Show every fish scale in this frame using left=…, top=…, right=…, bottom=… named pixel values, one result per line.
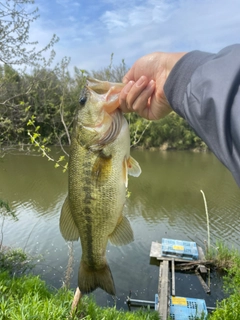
left=60, top=78, right=141, bottom=295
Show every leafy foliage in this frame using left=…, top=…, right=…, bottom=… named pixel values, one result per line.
left=128, top=112, right=206, bottom=150
left=210, top=294, right=240, bottom=320
left=0, top=199, right=16, bottom=220
left=0, top=61, right=205, bottom=152
left=0, top=0, right=58, bottom=150
left=92, top=53, right=128, bottom=82
left=0, top=1, right=206, bottom=155
left=0, top=0, right=58, bottom=66
left=0, top=247, right=34, bottom=275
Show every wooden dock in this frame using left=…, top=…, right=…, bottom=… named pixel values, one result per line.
left=158, top=260, right=169, bottom=320
left=150, top=241, right=207, bottom=320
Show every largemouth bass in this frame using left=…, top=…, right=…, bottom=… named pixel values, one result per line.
left=60, top=78, right=141, bottom=295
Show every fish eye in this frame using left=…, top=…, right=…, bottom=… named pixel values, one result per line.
left=79, top=96, right=87, bottom=105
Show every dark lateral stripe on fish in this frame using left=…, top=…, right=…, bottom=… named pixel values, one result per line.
left=82, top=205, right=95, bottom=267
left=84, top=176, right=92, bottom=185
left=82, top=155, right=95, bottom=267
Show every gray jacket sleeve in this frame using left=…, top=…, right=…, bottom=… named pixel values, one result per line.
left=164, top=44, right=240, bottom=186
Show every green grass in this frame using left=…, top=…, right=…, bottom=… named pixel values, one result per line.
left=78, top=297, right=159, bottom=320
left=0, top=247, right=159, bottom=320
left=0, top=271, right=74, bottom=319
left=206, top=240, right=239, bottom=270
left=207, top=243, right=240, bottom=320
left=0, top=269, right=159, bottom=320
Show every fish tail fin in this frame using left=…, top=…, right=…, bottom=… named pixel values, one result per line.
left=78, top=260, right=115, bottom=296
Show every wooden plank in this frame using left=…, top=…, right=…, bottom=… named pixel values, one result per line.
left=198, top=246, right=206, bottom=260
left=197, top=264, right=208, bottom=274
left=157, top=262, right=162, bottom=313
left=150, top=242, right=162, bottom=259
left=195, top=270, right=210, bottom=294
left=175, top=260, right=214, bottom=270
left=158, top=260, right=169, bottom=320
left=171, top=258, right=175, bottom=296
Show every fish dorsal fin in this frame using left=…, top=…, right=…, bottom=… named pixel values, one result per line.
left=109, top=215, right=134, bottom=246
left=127, top=156, right=142, bottom=177
left=60, top=196, right=79, bottom=241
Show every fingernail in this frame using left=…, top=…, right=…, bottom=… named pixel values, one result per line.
left=124, top=81, right=134, bottom=93
left=147, top=79, right=155, bottom=89
left=136, top=76, right=145, bottom=87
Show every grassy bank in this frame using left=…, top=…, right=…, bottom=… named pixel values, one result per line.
left=1, top=242, right=240, bottom=319
left=0, top=247, right=159, bottom=320
left=0, top=270, right=159, bottom=320
left=207, top=242, right=240, bottom=320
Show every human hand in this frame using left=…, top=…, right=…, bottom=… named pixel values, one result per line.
left=119, top=52, right=186, bottom=120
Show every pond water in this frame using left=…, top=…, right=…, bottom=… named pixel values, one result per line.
left=0, top=148, right=240, bottom=310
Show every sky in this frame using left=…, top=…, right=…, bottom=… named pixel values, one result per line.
left=30, top=0, right=240, bottom=73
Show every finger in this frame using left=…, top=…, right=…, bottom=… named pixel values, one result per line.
left=124, top=76, right=149, bottom=108
left=132, top=80, right=155, bottom=118
left=141, top=90, right=172, bottom=120
left=119, top=80, right=135, bottom=113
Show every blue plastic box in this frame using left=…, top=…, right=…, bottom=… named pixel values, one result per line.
left=161, top=238, right=199, bottom=260
left=169, top=296, right=208, bottom=320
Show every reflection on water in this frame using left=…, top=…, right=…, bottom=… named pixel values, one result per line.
left=129, top=150, right=240, bottom=247
left=0, top=148, right=239, bottom=309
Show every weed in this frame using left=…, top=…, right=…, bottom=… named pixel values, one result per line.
left=0, top=247, right=35, bottom=275
left=208, top=244, right=240, bottom=319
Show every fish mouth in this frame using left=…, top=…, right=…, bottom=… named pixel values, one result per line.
left=80, top=78, right=125, bottom=150
left=87, top=77, right=125, bottom=114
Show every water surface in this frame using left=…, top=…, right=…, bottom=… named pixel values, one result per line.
left=0, top=148, right=239, bottom=309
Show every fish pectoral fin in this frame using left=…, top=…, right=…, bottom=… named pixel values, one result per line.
left=123, top=158, right=128, bottom=188
left=92, top=153, right=112, bottom=183
left=109, top=215, right=134, bottom=246
left=127, top=156, right=142, bottom=177
left=60, top=196, right=79, bottom=241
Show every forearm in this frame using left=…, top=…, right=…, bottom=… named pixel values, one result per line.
left=164, top=44, right=240, bottom=186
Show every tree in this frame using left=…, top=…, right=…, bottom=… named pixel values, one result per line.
left=0, top=0, right=59, bottom=150
left=0, top=0, right=58, bottom=66
left=0, top=64, right=26, bottom=145
left=91, top=53, right=128, bottom=82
